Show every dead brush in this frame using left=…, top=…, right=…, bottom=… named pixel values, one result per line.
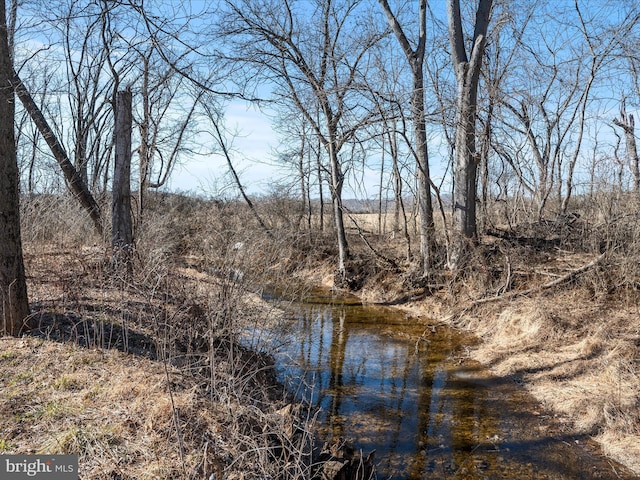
left=16, top=192, right=323, bottom=478
left=577, top=192, right=640, bottom=296
left=20, top=193, right=101, bottom=248
left=130, top=204, right=322, bottom=478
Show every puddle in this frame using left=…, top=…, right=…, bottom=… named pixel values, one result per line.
left=254, top=288, right=638, bottom=479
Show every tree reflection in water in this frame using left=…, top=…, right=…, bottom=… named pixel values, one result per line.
left=257, top=289, right=637, bottom=480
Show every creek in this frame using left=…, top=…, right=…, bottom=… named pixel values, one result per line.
left=255, top=288, right=637, bottom=479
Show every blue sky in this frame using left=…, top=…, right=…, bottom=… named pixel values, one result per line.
left=166, top=100, right=281, bottom=196
left=15, top=0, right=640, bottom=200
left=166, top=100, right=391, bottom=199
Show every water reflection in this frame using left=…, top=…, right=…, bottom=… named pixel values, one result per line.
left=259, top=289, right=638, bottom=479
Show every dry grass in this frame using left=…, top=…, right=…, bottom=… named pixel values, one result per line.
left=447, top=288, right=640, bottom=474
left=0, top=335, right=316, bottom=479
left=4, top=193, right=323, bottom=479
left=0, top=337, right=202, bottom=478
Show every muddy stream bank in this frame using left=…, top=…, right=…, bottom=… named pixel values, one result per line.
left=251, top=288, right=638, bottom=479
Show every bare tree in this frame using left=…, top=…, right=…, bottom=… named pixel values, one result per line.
left=134, top=46, right=200, bottom=218
left=112, top=89, right=134, bottom=273
left=199, top=95, right=274, bottom=238
left=476, top=1, right=536, bottom=226
left=219, top=0, right=384, bottom=282
left=489, top=1, right=638, bottom=220
left=12, top=72, right=104, bottom=234
left=371, top=92, right=412, bottom=262
left=58, top=0, right=113, bottom=187
left=559, top=0, right=630, bottom=213
left=0, top=0, right=29, bottom=335
left=447, top=0, right=492, bottom=266
left=12, top=0, right=221, bottom=235
left=378, top=0, right=436, bottom=275
left=15, top=1, right=118, bottom=196
left=14, top=66, right=48, bottom=194
left=613, top=97, right=640, bottom=192
left=475, top=2, right=534, bottom=230
left=272, top=108, right=316, bottom=232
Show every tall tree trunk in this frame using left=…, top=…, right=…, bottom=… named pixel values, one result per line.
left=391, top=131, right=401, bottom=234
left=7, top=0, right=15, bottom=60
left=11, top=72, right=103, bottom=235
left=75, top=117, right=89, bottom=186
left=379, top=0, right=435, bottom=275
left=378, top=139, right=385, bottom=237
left=327, top=136, right=350, bottom=280
left=613, top=98, right=640, bottom=192
left=447, top=0, right=492, bottom=267
left=412, top=68, right=436, bottom=274
left=112, top=89, right=134, bottom=273
left=138, top=54, right=151, bottom=220
left=479, top=102, right=492, bottom=231
left=298, top=126, right=309, bottom=231
left=316, top=142, right=325, bottom=232
left=453, top=93, right=479, bottom=238
left=0, top=0, right=29, bottom=335
left=305, top=144, right=313, bottom=232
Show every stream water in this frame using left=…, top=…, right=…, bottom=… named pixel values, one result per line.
left=256, top=288, right=638, bottom=479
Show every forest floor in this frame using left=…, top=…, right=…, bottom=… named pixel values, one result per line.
left=0, top=242, right=324, bottom=479
left=3, top=195, right=640, bottom=478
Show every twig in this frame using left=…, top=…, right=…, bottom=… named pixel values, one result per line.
left=162, top=356, right=188, bottom=478
left=344, top=210, right=399, bottom=270
left=514, top=269, right=563, bottom=278
left=497, top=253, right=512, bottom=295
